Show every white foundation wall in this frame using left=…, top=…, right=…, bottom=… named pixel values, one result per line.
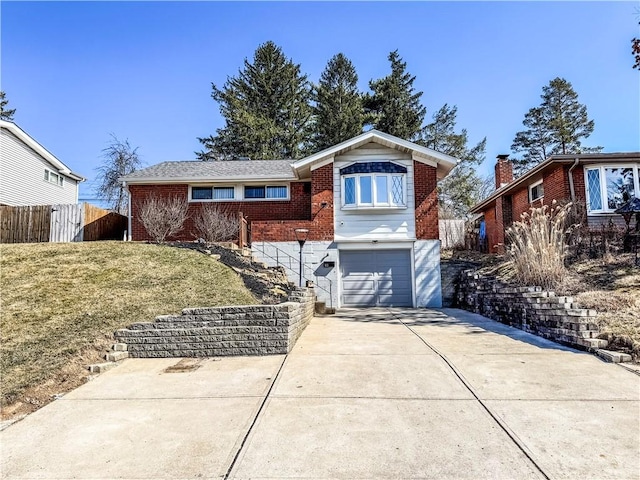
left=253, top=239, right=442, bottom=309
left=251, top=241, right=338, bottom=309
left=414, top=240, right=443, bottom=308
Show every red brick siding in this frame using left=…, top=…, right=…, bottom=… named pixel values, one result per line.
left=129, top=182, right=311, bottom=242
left=495, top=157, right=514, bottom=188
left=571, top=165, right=586, bottom=203
left=542, top=165, right=569, bottom=207
left=482, top=206, right=498, bottom=253
left=414, top=161, right=439, bottom=240
left=482, top=163, right=586, bottom=253
left=252, top=163, right=334, bottom=242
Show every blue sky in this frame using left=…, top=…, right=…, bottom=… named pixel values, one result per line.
left=2, top=1, right=639, bottom=202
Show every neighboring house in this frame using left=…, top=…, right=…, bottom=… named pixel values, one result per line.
left=0, top=120, right=84, bottom=206
left=470, top=152, right=640, bottom=253
left=121, top=130, right=458, bottom=308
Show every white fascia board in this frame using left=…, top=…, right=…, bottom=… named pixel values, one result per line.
left=336, top=240, right=416, bottom=249
left=1, top=120, right=85, bottom=181
left=119, top=176, right=298, bottom=185
left=310, top=156, right=335, bottom=171
left=293, top=129, right=459, bottom=174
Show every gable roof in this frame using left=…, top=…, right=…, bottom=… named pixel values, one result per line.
left=293, top=129, right=458, bottom=180
left=120, top=130, right=460, bottom=185
left=120, top=159, right=297, bottom=184
left=0, top=120, right=85, bottom=182
left=469, top=152, right=640, bottom=214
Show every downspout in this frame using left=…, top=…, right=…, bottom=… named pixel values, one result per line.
left=125, top=182, right=132, bottom=241
left=568, top=158, right=580, bottom=203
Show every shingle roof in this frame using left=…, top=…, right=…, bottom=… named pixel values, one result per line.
left=120, top=159, right=297, bottom=183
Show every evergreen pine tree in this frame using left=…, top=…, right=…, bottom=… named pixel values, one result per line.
left=0, top=91, right=16, bottom=121
left=364, top=50, right=426, bottom=140
left=511, top=77, right=596, bottom=174
left=419, top=104, right=487, bottom=217
left=197, top=41, right=313, bottom=160
left=312, top=53, right=363, bottom=151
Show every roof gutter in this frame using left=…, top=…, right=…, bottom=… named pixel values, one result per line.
left=568, top=158, right=580, bottom=202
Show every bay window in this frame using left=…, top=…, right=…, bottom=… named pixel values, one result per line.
left=340, top=161, right=407, bottom=208
left=585, top=165, right=639, bottom=213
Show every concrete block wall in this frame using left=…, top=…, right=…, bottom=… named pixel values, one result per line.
left=456, top=271, right=600, bottom=349
left=114, top=288, right=315, bottom=358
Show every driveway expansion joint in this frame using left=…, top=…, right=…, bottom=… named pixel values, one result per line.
left=388, top=308, right=552, bottom=480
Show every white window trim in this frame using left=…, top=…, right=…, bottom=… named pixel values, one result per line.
left=44, top=169, right=64, bottom=187
left=584, top=164, right=640, bottom=214
left=341, top=173, right=407, bottom=210
left=528, top=179, right=544, bottom=203
left=188, top=184, right=290, bottom=202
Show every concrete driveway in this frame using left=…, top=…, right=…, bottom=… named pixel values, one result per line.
left=2, top=308, right=639, bottom=479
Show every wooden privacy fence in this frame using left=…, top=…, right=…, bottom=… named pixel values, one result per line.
left=0, top=203, right=127, bottom=244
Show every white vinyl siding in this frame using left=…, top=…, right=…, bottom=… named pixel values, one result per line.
left=333, top=143, right=416, bottom=241
left=0, top=128, right=79, bottom=206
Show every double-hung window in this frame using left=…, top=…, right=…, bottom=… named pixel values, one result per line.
left=585, top=165, right=639, bottom=213
left=340, top=162, right=407, bottom=208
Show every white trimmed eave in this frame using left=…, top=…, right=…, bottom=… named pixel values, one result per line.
left=1, top=120, right=86, bottom=182
left=294, top=129, right=458, bottom=179
left=119, top=176, right=299, bottom=185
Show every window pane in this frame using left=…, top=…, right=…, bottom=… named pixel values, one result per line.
left=375, top=176, right=388, bottom=203
left=605, top=168, right=634, bottom=210
left=213, top=187, right=234, bottom=200
left=244, top=186, right=265, bottom=199
left=359, top=176, right=372, bottom=203
left=192, top=187, right=213, bottom=200
left=530, top=183, right=544, bottom=201
left=266, top=186, right=287, bottom=199
left=44, top=170, right=49, bottom=181
left=344, top=177, right=355, bottom=204
left=391, top=176, right=404, bottom=204
left=587, top=169, right=602, bottom=210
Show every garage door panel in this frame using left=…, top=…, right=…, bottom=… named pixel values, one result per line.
left=340, top=250, right=412, bottom=307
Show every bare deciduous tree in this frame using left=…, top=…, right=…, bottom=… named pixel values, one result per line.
left=193, top=204, right=239, bottom=243
left=137, top=194, right=188, bottom=243
left=97, top=135, right=141, bottom=214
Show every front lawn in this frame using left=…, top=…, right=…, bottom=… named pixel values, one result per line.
left=0, top=241, right=257, bottom=417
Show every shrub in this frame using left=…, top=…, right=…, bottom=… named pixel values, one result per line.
left=505, top=202, right=572, bottom=290
left=137, top=194, right=188, bottom=243
left=193, top=204, right=239, bottom=243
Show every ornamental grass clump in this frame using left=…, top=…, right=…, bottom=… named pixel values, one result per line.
left=506, top=202, right=573, bottom=290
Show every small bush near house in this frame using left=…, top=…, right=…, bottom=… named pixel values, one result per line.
left=506, top=202, right=572, bottom=291
left=194, top=204, right=239, bottom=243
left=138, top=194, right=188, bottom=243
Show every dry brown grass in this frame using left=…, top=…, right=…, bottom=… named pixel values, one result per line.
left=505, top=203, right=571, bottom=290
left=0, top=241, right=257, bottom=415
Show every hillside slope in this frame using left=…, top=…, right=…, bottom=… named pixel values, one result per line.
left=0, top=241, right=257, bottom=418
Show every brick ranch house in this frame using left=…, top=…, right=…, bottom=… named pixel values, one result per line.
left=470, top=152, right=640, bottom=253
left=120, top=130, right=458, bottom=309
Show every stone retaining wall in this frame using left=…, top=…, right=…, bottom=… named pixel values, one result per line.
left=456, top=271, right=601, bottom=350
left=114, top=288, right=315, bottom=358
left=440, top=259, right=479, bottom=307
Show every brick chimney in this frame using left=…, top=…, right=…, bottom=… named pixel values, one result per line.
left=495, top=154, right=513, bottom=189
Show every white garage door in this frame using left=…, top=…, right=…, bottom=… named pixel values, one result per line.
left=340, top=250, right=413, bottom=307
